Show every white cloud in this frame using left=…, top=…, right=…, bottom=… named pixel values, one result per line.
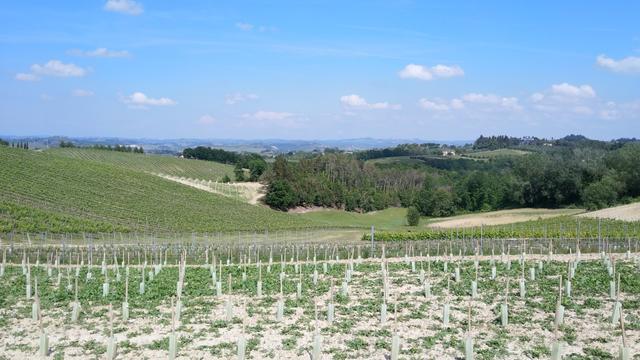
left=461, top=93, right=521, bottom=110
left=398, top=63, right=464, bottom=81
left=550, top=83, right=596, bottom=98
left=340, top=94, right=401, bottom=110
left=69, top=48, right=130, bottom=58
left=198, top=114, right=216, bottom=125
left=418, top=98, right=451, bottom=111
left=236, top=22, right=254, bottom=31
left=104, top=0, right=143, bottom=15
left=419, top=93, right=520, bottom=112
left=72, top=89, right=94, bottom=97
left=530, top=92, right=545, bottom=102
left=430, top=64, right=465, bottom=78
left=15, top=73, right=39, bottom=81
left=30, top=60, right=87, bottom=77
left=123, top=92, right=176, bottom=108
left=40, top=94, right=53, bottom=101
left=225, top=93, right=258, bottom=105
left=596, top=54, right=640, bottom=74
left=244, top=111, right=293, bottom=121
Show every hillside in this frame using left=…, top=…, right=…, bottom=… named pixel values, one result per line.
left=0, top=147, right=313, bottom=233
left=51, top=148, right=234, bottom=182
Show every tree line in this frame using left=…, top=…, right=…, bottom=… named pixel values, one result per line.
left=182, top=146, right=267, bottom=181
left=264, top=136, right=640, bottom=215
left=60, top=141, right=144, bottom=153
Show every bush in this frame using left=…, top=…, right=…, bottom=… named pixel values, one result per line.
left=406, top=206, right=420, bottom=226
left=265, top=180, right=297, bottom=211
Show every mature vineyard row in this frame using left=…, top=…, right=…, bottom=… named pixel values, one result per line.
left=52, top=148, right=234, bottom=182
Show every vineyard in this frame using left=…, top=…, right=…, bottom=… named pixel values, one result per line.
left=0, top=239, right=637, bottom=359
left=366, top=216, right=640, bottom=242
left=51, top=148, right=234, bottom=182
left=0, top=147, right=314, bottom=233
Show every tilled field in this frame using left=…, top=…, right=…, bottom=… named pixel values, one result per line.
left=0, top=251, right=638, bottom=359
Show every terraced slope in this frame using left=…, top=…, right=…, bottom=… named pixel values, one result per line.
left=0, top=147, right=314, bottom=233
left=51, top=148, right=234, bottom=182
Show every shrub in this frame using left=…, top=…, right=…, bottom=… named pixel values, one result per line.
left=406, top=206, right=420, bottom=226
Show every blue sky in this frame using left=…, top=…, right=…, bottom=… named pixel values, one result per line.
left=1, top=0, right=639, bottom=140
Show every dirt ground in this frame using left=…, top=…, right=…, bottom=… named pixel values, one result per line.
left=0, top=252, right=637, bottom=359
left=578, top=202, right=640, bottom=222
left=428, top=208, right=584, bottom=229
left=156, top=173, right=265, bottom=205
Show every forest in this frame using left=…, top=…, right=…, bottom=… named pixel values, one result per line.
left=182, top=146, right=267, bottom=181
left=261, top=135, right=640, bottom=215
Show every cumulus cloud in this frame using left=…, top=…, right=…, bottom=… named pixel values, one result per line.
left=550, top=83, right=596, bottom=98
left=104, top=0, right=143, bottom=15
left=236, top=22, right=254, bottom=31
left=72, top=89, right=94, bottom=97
left=596, top=54, right=640, bottom=74
left=122, top=92, right=176, bottom=108
left=30, top=60, right=87, bottom=77
left=462, top=93, right=521, bottom=110
left=198, top=114, right=216, bottom=125
left=418, top=98, right=455, bottom=111
left=340, top=94, right=401, bottom=110
left=15, top=73, right=39, bottom=81
left=399, top=63, right=464, bottom=81
left=225, top=93, right=258, bottom=105
left=419, top=93, right=520, bottom=112
left=69, top=48, right=130, bottom=58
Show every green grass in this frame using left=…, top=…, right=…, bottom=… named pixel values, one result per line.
left=296, top=207, right=412, bottom=230
left=298, top=207, right=585, bottom=232
left=50, top=148, right=234, bottom=181
left=0, top=147, right=314, bottom=233
left=462, top=148, right=530, bottom=159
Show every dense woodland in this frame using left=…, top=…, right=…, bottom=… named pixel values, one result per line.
left=182, top=146, right=267, bottom=181
left=261, top=135, right=640, bottom=216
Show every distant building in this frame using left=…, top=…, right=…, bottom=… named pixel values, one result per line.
left=441, top=150, right=456, bottom=156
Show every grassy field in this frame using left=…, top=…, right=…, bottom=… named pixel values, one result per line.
left=296, top=208, right=411, bottom=230
left=462, top=148, right=530, bottom=159
left=0, top=147, right=314, bottom=233
left=51, top=148, right=234, bottom=182
left=298, top=207, right=586, bottom=232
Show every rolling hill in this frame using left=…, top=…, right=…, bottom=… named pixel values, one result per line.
left=0, top=146, right=314, bottom=233
left=51, top=148, right=234, bottom=181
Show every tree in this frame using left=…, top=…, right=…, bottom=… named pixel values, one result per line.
left=406, top=206, right=420, bottom=226
left=248, top=159, right=266, bottom=181
left=265, top=180, right=297, bottom=210
left=583, top=175, right=622, bottom=210
left=221, top=174, right=231, bottom=183
left=234, top=165, right=246, bottom=181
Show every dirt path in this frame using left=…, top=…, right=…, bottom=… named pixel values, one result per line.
left=578, top=202, right=640, bottom=221
left=155, top=173, right=265, bottom=205
left=428, top=208, right=584, bottom=228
